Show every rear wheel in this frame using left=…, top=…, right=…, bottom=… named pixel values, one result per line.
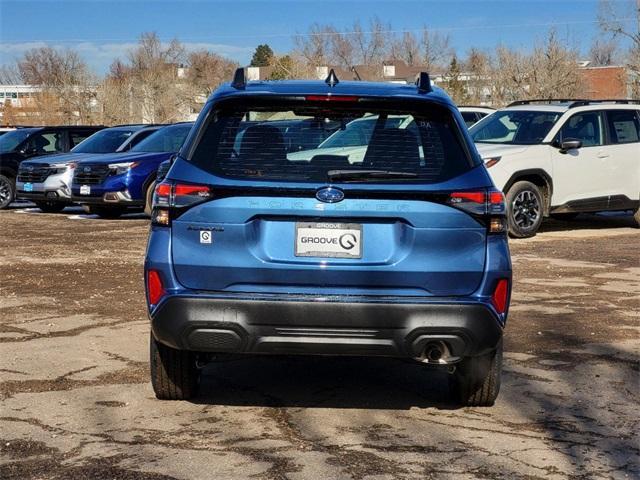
left=83, top=205, right=124, bottom=219
left=150, top=334, right=199, bottom=400
left=450, top=340, right=502, bottom=407
left=144, top=181, right=155, bottom=217
left=550, top=212, right=579, bottom=221
left=35, top=201, right=66, bottom=213
left=0, top=174, right=15, bottom=210
left=506, top=181, right=543, bottom=238
left=633, top=206, right=640, bottom=228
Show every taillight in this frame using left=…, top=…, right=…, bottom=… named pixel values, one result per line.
left=491, top=278, right=510, bottom=314
left=146, top=269, right=165, bottom=306
left=151, top=182, right=212, bottom=226
left=447, top=188, right=506, bottom=233
left=305, top=95, right=360, bottom=102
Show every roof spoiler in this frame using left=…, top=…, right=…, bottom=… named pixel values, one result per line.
left=415, top=72, right=432, bottom=94
left=231, top=67, right=246, bottom=89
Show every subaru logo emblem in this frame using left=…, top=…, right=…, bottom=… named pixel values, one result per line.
left=316, top=187, right=344, bottom=203
left=83, top=167, right=91, bottom=173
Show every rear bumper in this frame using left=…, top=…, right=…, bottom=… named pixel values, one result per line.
left=150, top=295, right=503, bottom=360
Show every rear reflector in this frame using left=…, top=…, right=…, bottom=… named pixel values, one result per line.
left=491, top=279, right=509, bottom=314
left=147, top=270, right=165, bottom=305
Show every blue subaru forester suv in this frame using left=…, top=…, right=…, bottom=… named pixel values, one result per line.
left=145, top=70, right=511, bottom=406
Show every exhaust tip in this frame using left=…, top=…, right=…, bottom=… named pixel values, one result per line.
left=424, top=342, right=444, bottom=362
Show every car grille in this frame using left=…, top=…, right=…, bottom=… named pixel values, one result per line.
left=73, top=164, right=111, bottom=185
left=17, top=166, right=52, bottom=183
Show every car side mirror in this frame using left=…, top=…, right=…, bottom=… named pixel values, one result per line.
left=559, top=138, right=582, bottom=153
left=169, top=153, right=177, bottom=164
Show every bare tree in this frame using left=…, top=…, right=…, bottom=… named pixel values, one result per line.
left=0, top=64, right=22, bottom=84
left=352, top=18, right=390, bottom=66
left=464, top=48, right=492, bottom=104
left=598, top=0, right=640, bottom=95
left=17, top=46, right=97, bottom=124
left=422, top=29, right=454, bottom=73
left=293, top=23, right=331, bottom=66
left=390, top=32, right=421, bottom=66
left=186, top=50, right=237, bottom=96
left=491, top=45, right=532, bottom=105
left=528, top=30, right=584, bottom=98
left=589, top=38, right=619, bottom=66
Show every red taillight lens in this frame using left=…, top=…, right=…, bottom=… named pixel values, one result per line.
left=447, top=188, right=506, bottom=229
left=152, top=182, right=211, bottom=226
left=491, top=279, right=509, bottom=314
left=147, top=270, right=165, bottom=306
left=305, top=95, right=360, bottom=102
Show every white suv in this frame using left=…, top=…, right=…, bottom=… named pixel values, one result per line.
left=469, top=100, right=640, bottom=237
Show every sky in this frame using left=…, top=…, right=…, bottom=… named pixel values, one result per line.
left=0, top=0, right=636, bottom=76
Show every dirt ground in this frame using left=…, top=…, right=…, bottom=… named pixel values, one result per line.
left=0, top=205, right=638, bottom=480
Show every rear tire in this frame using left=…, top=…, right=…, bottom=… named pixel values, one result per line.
left=550, top=212, right=579, bottom=221
left=506, top=181, right=543, bottom=238
left=150, top=334, right=199, bottom=400
left=83, top=205, right=124, bottom=219
left=633, top=206, right=640, bottom=228
left=450, top=340, right=502, bottom=407
left=35, top=201, right=66, bottom=213
left=0, top=174, right=15, bottom=210
left=144, top=181, right=155, bottom=217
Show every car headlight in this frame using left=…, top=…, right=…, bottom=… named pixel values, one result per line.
left=108, top=161, right=139, bottom=175
left=49, top=163, right=70, bottom=174
left=483, top=156, right=501, bottom=168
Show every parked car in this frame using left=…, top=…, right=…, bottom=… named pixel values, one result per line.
left=0, top=126, right=17, bottom=136
left=459, top=106, right=495, bottom=128
left=145, top=70, right=511, bottom=406
left=16, top=125, right=161, bottom=213
left=287, top=114, right=413, bottom=162
left=0, top=125, right=103, bottom=209
left=71, top=122, right=193, bottom=218
left=470, top=99, right=640, bottom=237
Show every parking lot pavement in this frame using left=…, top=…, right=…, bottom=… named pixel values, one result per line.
left=0, top=207, right=638, bottom=480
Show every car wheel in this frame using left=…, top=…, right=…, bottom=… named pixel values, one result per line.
left=0, top=174, right=15, bottom=210
left=144, top=181, right=155, bottom=217
left=84, top=205, right=124, bottom=219
left=634, top=206, right=640, bottom=228
left=150, top=333, right=199, bottom=400
left=550, top=212, right=579, bottom=221
left=450, top=339, right=502, bottom=407
left=34, top=201, right=66, bottom=213
left=506, top=181, right=544, bottom=238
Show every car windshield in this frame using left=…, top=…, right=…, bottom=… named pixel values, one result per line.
left=470, top=110, right=562, bottom=145
left=71, top=128, right=136, bottom=154
left=131, top=124, right=192, bottom=153
left=0, top=129, right=34, bottom=153
left=188, top=99, right=474, bottom=184
left=320, top=116, right=406, bottom=148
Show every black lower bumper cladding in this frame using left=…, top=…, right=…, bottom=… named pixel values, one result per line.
left=151, top=295, right=503, bottom=359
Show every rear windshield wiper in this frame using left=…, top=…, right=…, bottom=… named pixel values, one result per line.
left=327, top=169, right=418, bottom=182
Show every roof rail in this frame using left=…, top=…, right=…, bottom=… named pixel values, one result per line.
left=459, top=105, right=496, bottom=109
left=325, top=68, right=339, bottom=87
left=231, top=67, right=246, bottom=89
left=507, top=99, right=586, bottom=107
left=415, top=72, right=432, bottom=94
left=568, top=99, right=640, bottom=108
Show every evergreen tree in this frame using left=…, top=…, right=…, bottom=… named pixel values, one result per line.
left=250, top=44, right=274, bottom=67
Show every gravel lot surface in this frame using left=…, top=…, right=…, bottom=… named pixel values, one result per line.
left=1, top=206, right=638, bottom=479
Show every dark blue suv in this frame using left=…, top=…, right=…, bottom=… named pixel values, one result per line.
left=145, top=71, right=511, bottom=406
left=71, top=123, right=193, bottom=218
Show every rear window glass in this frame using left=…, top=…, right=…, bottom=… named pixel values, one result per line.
left=189, top=99, right=474, bottom=183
